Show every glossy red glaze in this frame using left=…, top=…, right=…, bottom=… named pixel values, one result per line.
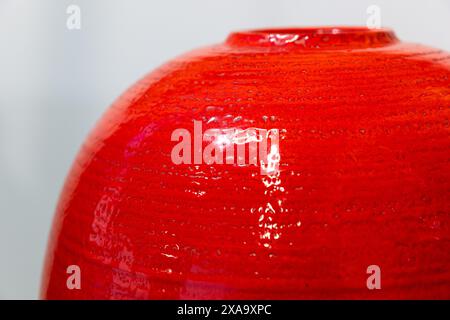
left=42, top=27, right=450, bottom=299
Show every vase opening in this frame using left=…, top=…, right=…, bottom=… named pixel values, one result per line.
left=226, top=26, right=399, bottom=49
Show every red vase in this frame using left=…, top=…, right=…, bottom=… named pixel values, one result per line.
left=41, top=27, right=450, bottom=299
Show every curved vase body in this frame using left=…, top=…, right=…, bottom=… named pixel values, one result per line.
left=42, top=27, right=450, bottom=299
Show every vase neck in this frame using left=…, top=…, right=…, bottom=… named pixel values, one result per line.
left=226, top=27, right=399, bottom=49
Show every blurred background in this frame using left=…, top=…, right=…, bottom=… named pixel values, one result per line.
left=0, top=0, right=449, bottom=299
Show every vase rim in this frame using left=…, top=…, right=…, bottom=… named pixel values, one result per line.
left=226, top=26, right=399, bottom=49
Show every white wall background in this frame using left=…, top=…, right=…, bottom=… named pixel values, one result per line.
left=0, top=0, right=449, bottom=299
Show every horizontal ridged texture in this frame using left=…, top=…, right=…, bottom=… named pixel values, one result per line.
left=42, top=27, right=450, bottom=299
